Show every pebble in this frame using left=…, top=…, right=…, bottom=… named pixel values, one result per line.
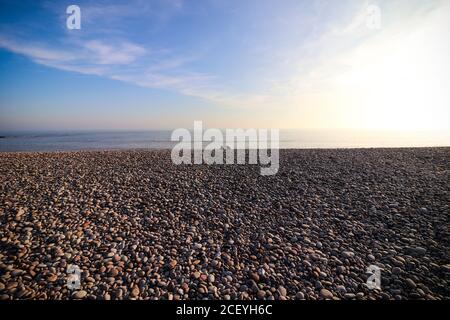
left=405, top=278, right=417, bottom=289
left=0, top=294, right=10, bottom=300
left=392, top=267, right=402, bottom=275
left=169, top=260, right=177, bottom=269
left=320, top=289, right=333, bottom=299
left=344, top=293, right=356, bottom=299
left=109, top=268, right=119, bottom=277
left=337, top=266, right=346, bottom=274
left=250, top=272, right=260, bottom=282
left=295, top=292, right=305, bottom=300
left=278, top=286, right=287, bottom=297
left=257, top=290, right=266, bottom=299
left=48, top=274, right=58, bottom=282
left=72, top=290, right=87, bottom=299
left=342, top=251, right=355, bottom=259
left=131, top=286, right=140, bottom=297
left=405, top=246, right=427, bottom=257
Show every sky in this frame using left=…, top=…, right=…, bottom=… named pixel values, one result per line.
left=0, top=0, right=449, bottom=131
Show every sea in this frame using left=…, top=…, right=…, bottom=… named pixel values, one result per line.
left=0, top=129, right=448, bottom=152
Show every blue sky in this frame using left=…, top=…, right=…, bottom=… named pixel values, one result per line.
left=0, top=0, right=449, bottom=131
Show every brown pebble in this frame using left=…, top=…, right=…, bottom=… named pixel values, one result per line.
left=320, top=289, right=333, bottom=299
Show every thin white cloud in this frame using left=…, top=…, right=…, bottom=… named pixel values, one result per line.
left=41, top=0, right=186, bottom=34
left=0, top=33, right=267, bottom=108
left=83, top=40, right=146, bottom=64
left=35, top=59, right=107, bottom=77
left=0, top=36, right=76, bottom=62
left=264, top=0, right=449, bottom=97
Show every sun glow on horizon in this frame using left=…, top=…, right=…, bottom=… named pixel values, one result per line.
left=326, top=3, right=450, bottom=132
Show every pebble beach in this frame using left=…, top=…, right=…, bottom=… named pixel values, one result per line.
left=0, top=148, right=449, bottom=300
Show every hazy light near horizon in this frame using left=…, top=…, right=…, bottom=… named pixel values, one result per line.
left=341, top=4, right=449, bottom=131
left=281, top=1, right=450, bottom=132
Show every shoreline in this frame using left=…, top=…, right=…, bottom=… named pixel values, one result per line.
left=0, top=145, right=449, bottom=154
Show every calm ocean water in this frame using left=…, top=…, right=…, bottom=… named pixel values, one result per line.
left=0, top=130, right=448, bottom=152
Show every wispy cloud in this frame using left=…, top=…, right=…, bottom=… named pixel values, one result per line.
left=0, top=0, right=321, bottom=109
left=0, top=36, right=76, bottom=62
left=268, top=0, right=449, bottom=97
left=83, top=40, right=146, bottom=64
left=0, top=0, right=271, bottom=110
left=0, top=32, right=266, bottom=107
